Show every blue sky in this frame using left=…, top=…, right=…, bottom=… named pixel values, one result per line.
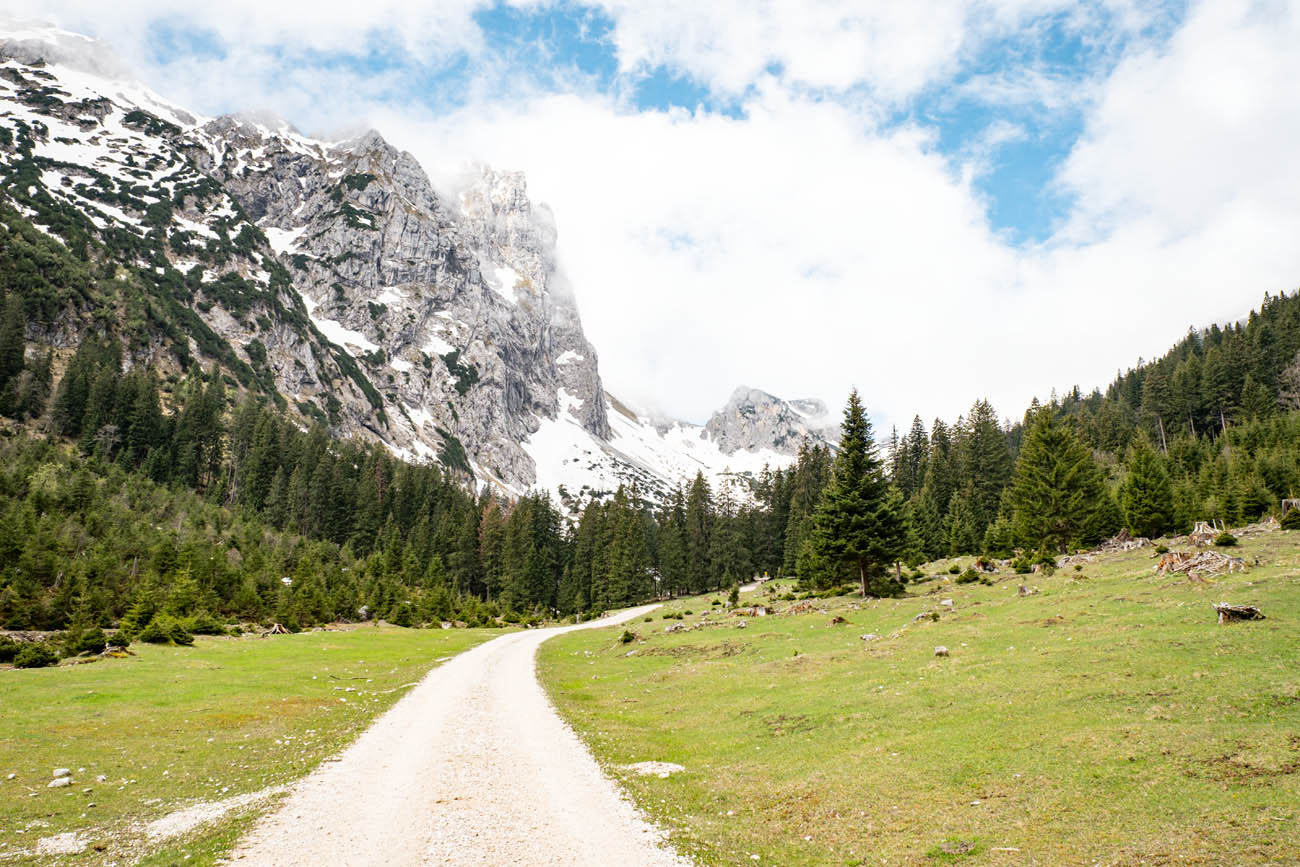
left=15, top=0, right=1300, bottom=427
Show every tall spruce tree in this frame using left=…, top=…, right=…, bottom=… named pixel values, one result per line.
left=1009, top=409, right=1113, bottom=552
left=1118, top=433, right=1174, bottom=538
left=0, top=293, right=25, bottom=402
left=798, top=389, right=906, bottom=597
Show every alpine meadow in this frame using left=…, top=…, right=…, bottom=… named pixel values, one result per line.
left=3, top=6, right=1300, bottom=867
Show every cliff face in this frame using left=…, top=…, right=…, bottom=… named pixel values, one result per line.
left=0, top=24, right=832, bottom=509
left=195, top=118, right=610, bottom=489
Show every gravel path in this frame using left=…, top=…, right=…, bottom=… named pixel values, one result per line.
left=228, top=606, right=689, bottom=866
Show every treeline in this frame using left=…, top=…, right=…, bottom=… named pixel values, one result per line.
left=4, top=274, right=1300, bottom=651
left=0, top=323, right=782, bottom=637
left=883, top=289, right=1300, bottom=560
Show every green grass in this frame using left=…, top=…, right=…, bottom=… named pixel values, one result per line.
left=0, top=625, right=500, bottom=865
left=541, top=531, right=1300, bottom=865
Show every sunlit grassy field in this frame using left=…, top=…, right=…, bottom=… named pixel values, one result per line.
left=0, top=625, right=499, bottom=866
left=541, top=531, right=1300, bottom=865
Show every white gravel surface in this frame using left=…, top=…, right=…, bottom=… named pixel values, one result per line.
left=228, top=605, right=689, bottom=866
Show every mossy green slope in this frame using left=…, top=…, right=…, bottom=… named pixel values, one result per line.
left=542, top=532, right=1300, bottom=865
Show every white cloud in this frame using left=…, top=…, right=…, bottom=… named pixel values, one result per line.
left=7, top=0, right=487, bottom=58
left=380, top=0, right=1300, bottom=428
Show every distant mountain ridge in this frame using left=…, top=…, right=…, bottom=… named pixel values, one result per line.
left=0, top=22, right=836, bottom=508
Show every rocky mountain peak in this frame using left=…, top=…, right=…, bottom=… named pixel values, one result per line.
left=704, top=386, right=837, bottom=455
left=0, top=21, right=832, bottom=510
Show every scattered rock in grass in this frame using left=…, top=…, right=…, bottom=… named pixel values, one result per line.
left=48, top=777, right=72, bottom=788
left=736, top=620, right=747, bottom=629
left=940, top=599, right=954, bottom=609
left=665, top=623, right=687, bottom=633
left=939, top=839, right=975, bottom=855
left=6, top=773, right=14, bottom=780
left=829, top=615, right=848, bottom=626
left=95, top=775, right=106, bottom=783
left=52, top=768, right=70, bottom=779
left=860, top=633, right=879, bottom=641
left=1017, top=585, right=1039, bottom=596
left=914, top=610, right=940, bottom=622
left=36, top=832, right=87, bottom=855
left=934, top=646, right=950, bottom=657
left=624, top=762, right=685, bottom=777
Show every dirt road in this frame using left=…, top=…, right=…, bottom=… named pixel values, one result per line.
left=228, top=606, right=687, bottom=865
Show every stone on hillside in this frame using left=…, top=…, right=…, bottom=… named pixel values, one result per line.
left=52, top=768, right=71, bottom=779
left=48, top=777, right=72, bottom=788
left=934, top=646, right=950, bottom=657
left=860, top=633, right=879, bottom=641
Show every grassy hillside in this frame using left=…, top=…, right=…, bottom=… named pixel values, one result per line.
left=541, top=528, right=1300, bottom=865
left=0, top=626, right=499, bottom=865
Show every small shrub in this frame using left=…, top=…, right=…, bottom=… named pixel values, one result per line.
left=728, top=584, right=740, bottom=607
left=947, top=564, right=961, bottom=574
left=137, top=614, right=195, bottom=646
left=0, top=635, right=22, bottom=663
left=620, top=629, right=635, bottom=644
left=1011, top=556, right=1032, bottom=574
left=13, top=642, right=59, bottom=668
left=183, top=611, right=226, bottom=635
left=1154, top=544, right=1170, bottom=554
left=1281, top=509, right=1300, bottom=530
left=67, top=627, right=108, bottom=655
left=1073, top=564, right=1083, bottom=572
left=683, top=609, right=693, bottom=615
left=643, top=616, right=653, bottom=622
left=1214, top=532, right=1238, bottom=547
left=955, top=568, right=981, bottom=585
left=710, top=599, right=722, bottom=606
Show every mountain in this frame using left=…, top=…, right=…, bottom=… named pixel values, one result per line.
left=0, top=23, right=834, bottom=507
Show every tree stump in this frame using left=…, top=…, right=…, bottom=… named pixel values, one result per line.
left=1213, top=603, right=1264, bottom=624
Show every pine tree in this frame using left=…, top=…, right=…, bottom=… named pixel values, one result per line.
left=0, top=293, right=25, bottom=407
left=1118, top=433, right=1173, bottom=538
left=799, top=390, right=905, bottom=596
left=782, top=441, right=829, bottom=575
left=684, top=473, right=713, bottom=593
left=943, top=483, right=981, bottom=555
left=957, top=400, right=1012, bottom=542
left=1008, top=410, right=1112, bottom=552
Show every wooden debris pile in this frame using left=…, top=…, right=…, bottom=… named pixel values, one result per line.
left=1213, top=603, right=1264, bottom=624
left=1189, top=519, right=1225, bottom=546
left=1102, top=528, right=1151, bottom=552
left=1154, top=550, right=1245, bottom=579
